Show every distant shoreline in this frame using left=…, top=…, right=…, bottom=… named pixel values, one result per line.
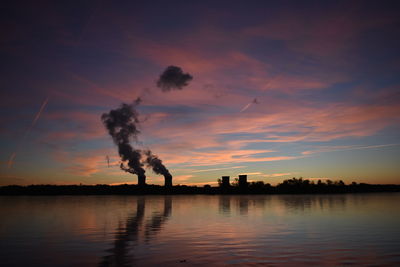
left=1, top=182, right=400, bottom=195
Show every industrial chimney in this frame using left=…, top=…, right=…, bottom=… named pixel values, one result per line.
left=138, top=174, right=146, bottom=187
left=164, top=174, right=172, bottom=187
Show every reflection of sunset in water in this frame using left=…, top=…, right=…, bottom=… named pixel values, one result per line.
left=1, top=194, right=399, bottom=266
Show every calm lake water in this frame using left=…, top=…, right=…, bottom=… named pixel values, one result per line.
left=1, top=193, right=399, bottom=266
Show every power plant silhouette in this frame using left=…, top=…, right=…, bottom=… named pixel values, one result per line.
left=136, top=173, right=172, bottom=187
left=133, top=174, right=248, bottom=188
left=220, top=175, right=248, bottom=189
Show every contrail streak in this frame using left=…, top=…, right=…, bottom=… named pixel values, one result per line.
left=240, top=103, right=252, bottom=113
left=31, top=97, right=49, bottom=126
left=7, top=97, right=49, bottom=168
left=240, top=98, right=259, bottom=113
left=7, top=153, right=16, bottom=168
left=23, top=96, right=50, bottom=139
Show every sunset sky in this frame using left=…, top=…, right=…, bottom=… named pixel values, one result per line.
left=1, top=0, right=400, bottom=186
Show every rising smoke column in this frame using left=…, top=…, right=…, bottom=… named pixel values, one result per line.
left=157, top=65, right=193, bottom=91
left=101, top=98, right=146, bottom=185
left=144, top=150, right=172, bottom=187
left=102, top=66, right=192, bottom=186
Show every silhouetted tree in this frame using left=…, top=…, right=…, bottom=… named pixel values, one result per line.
left=231, top=178, right=239, bottom=187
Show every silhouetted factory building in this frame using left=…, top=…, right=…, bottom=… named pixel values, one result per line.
left=221, top=176, right=230, bottom=188
left=219, top=174, right=248, bottom=190
left=238, top=175, right=248, bottom=188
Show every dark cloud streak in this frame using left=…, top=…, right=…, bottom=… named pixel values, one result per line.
left=157, top=66, right=193, bottom=92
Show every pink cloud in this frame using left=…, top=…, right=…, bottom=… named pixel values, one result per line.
left=242, top=6, right=396, bottom=59
left=43, top=111, right=106, bottom=141
left=248, top=75, right=331, bottom=93
left=129, top=35, right=344, bottom=97
left=190, top=166, right=246, bottom=173
left=40, top=84, right=400, bottom=169
left=302, top=144, right=400, bottom=155
left=137, top=99, right=400, bottom=168
left=145, top=149, right=299, bottom=167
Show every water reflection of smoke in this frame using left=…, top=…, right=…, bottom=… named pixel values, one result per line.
left=145, top=197, right=172, bottom=242
left=99, top=197, right=145, bottom=267
left=99, top=196, right=172, bottom=266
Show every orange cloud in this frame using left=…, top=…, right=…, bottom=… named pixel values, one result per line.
left=261, top=173, right=294, bottom=177
left=191, top=166, right=246, bottom=173
left=52, top=148, right=118, bottom=177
